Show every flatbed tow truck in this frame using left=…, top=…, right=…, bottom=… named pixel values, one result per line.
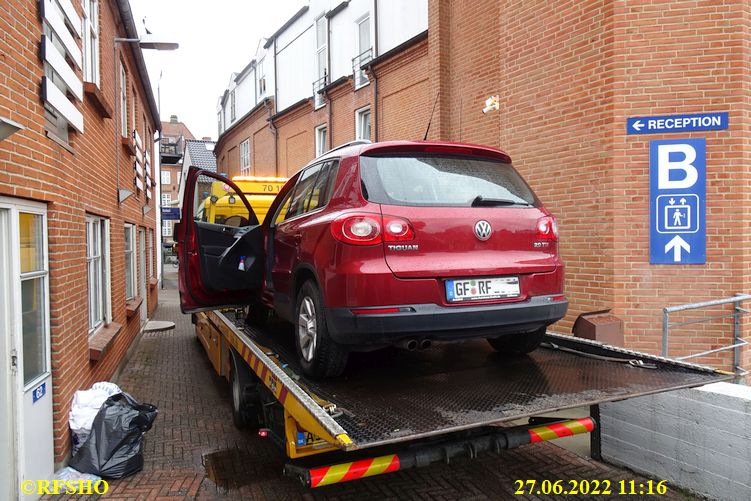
left=193, top=308, right=732, bottom=488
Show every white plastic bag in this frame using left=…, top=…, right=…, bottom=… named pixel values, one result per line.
left=69, top=382, right=121, bottom=455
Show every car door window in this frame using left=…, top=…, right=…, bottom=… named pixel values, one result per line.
left=285, top=164, right=323, bottom=220
left=307, top=161, right=331, bottom=212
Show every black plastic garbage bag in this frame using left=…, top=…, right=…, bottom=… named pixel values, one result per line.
left=69, top=392, right=158, bottom=479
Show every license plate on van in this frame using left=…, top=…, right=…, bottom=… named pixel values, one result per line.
left=445, top=277, right=520, bottom=302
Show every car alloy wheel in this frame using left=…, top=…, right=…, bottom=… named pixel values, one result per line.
left=297, top=296, right=318, bottom=362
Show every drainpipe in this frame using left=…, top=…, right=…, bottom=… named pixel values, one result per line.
left=270, top=38, right=280, bottom=176
left=370, top=0, right=379, bottom=141
left=264, top=98, right=278, bottom=176
left=367, top=63, right=378, bottom=142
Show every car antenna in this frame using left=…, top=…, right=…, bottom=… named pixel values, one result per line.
left=423, top=92, right=440, bottom=140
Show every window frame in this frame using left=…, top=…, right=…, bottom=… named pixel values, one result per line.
left=86, top=215, right=111, bottom=335
left=315, top=125, right=327, bottom=157
left=354, top=14, right=371, bottom=89
left=124, top=224, right=137, bottom=300
left=161, top=193, right=171, bottom=206
left=240, top=139, right=250, bottom=176
left=230, top=90, right=236, bottom=122
left=119, top=62, right=128, bottom=137
left=355, top=106, right=371, bottom=141
left=161, top=170, right=171, bottom=185
left=314, top=15, right=328, bottom=109
left=82, top=0, right=100, bottom=86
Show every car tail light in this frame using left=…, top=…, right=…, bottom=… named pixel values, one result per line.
left=536, top=216, right=558, bottom=241
left=331, top=214, right=382, bottom=245
left=382, top=216, right=415, bottom=242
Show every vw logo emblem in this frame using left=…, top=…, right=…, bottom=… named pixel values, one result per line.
left=474, top=220, right=492, bottom=241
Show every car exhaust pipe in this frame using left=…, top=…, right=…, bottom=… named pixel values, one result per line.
left=419, top=339, right=432, bottom=350
left=398, top=339, right=418, bottom=351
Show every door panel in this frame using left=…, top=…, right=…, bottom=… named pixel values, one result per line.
left=177, top=168, right=264, bottom=313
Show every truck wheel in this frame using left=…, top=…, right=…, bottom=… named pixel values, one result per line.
left=487, top=327, right=546, bottom=356
left=230, top=351, right=263, bottom=429
left=295, top=280, right=349, bottom=378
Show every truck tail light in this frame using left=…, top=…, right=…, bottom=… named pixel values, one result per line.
left=331, top=214, right=382, bottom=245
left=536, top=216, right=558, bottom=241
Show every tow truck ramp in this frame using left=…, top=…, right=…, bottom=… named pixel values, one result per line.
left=197, top=310, right=732, bottom=488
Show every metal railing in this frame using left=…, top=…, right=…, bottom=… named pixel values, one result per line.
left=662, top=293, right=751, bottom=381
left=312, top=73, right=329, bottom=108
left=352, top=48, right=373, bottom=88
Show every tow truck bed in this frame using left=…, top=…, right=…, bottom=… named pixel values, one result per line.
left=197, top=310, right=731, bottom=486
left=246, top=317, right=729, bottom=448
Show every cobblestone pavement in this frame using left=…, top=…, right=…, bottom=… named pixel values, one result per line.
left=51, top=277, right=699, bottom=500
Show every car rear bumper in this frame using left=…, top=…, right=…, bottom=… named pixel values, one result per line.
left=325, top=295, right=568, bottom=347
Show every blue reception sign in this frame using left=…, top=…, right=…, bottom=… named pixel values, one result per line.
left=628, top=112, right=728, bottom=135
left=649, top=138, right=706, bottom=264
left=161, top=207, right=180, bottom=220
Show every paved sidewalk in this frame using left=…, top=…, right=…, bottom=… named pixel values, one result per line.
left=53, top=276, right=697, bottom=500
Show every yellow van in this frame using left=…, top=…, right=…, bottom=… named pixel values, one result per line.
left=197, top=176, right=287, bottom=226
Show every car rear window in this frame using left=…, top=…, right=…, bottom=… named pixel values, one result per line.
left=359, top=155, right=538, bottom=207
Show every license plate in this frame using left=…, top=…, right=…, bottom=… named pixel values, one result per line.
left=445, top=277, right=520, bottom=302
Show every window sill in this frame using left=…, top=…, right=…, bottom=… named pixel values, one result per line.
left=126, top=296, right=143, bottom=318
left=149, top=278, right=158, bottom=289
left=84, top=82, right=113, bottom=119
left=44, top=127, right=74, bottom=154
left=121, top=137, right=136, bottom=156
left=89, top=322, right=123, bottom=362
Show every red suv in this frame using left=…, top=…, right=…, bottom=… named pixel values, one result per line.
left=177, top=140, right=566, bottom=377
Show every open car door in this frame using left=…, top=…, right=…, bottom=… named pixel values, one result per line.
left=176, top=167, right=264, bottom=313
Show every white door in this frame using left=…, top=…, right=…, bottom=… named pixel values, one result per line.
left=138, top=227, right=147, bottom=324
left=0, top=198, right=54, bottom=500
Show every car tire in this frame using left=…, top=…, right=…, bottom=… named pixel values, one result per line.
left=244, top=299, right=269, bottom=327
left=230, top=351, right=263, bottom=429
left=295, top=280, right=349, bottom=378
left=487, top=326, right=546, bottom=356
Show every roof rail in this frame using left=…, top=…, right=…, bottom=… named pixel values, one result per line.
left=324, top=139, right=371, bottom=156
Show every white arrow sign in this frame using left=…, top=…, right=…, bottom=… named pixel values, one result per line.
left=632, top=120, right=644, bottom=132
left=664, top=235, right=690, bottom=262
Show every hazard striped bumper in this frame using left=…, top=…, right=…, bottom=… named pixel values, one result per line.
left=285, top=417, right=597, bottom=488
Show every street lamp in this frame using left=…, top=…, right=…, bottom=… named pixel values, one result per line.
left=114, top=36, right=178, bottom=204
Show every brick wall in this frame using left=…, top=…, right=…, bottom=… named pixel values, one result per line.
left=274, top=101, right=315, bottom=176
left=427, top=0, right=750, bottom=370
left=0, top=0, right=160, bottom=462
left=214, top=101, right=277, bottom=178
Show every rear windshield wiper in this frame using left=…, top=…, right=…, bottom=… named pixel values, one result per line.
left=471, top=196, right=531, bottom=207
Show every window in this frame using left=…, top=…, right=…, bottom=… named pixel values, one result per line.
left=131, top=85, right=137, bottom=136
left=82, top=0, right=99, bottom=86
left=124, top=224, right=136, bottom=300
left=315, top=125, right=327, bottom=157
left=257, top=57, right=267, bottom=97
left=314, top=16, right=327, bottom=108
left=86, top=216, right=109, bottom=334
left=283, top=162, right=337, bottom=220
left=354, top=15, right=371, bottom=88
left=161, top=193, right=171, bottom=206
left=17, top=211, right=49, bottom=386
left=240, top=139, right=250, bottom=175
left=120, top=62, right=127, bottom=137
left=230, top=90, right=236, bottom=122
left=162, top=220, right=173, bottom=237
left=147, top=229, right=154, bottom=279
left=217, top=111, right=222, bottom=136
left=356, top=107, right=371, bottom=141
left=359, top=156, right=537, bottom=207
left=161, top=171, right=171, bottom=185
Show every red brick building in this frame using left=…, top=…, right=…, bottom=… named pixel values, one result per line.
left=1, top=0, right=163, bottom=494
left=215, top=0, right=750, bottom=375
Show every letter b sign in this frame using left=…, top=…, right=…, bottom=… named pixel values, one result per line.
left=657, top=143, right=699, bottom=189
